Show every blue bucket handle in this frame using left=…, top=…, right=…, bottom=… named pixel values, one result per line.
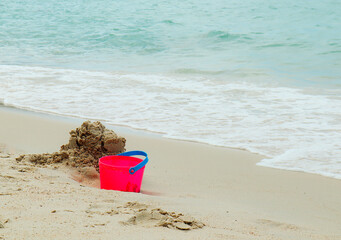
left=117, top=150, right=149, bottom=175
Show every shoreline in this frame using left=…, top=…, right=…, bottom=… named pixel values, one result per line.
left=3, top=104, right=340, bottom=181
left=1, top=105, right=341, bottom=239
left=0, top=104, right=258, bottom=154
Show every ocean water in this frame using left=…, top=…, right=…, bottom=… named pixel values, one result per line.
left=0, top=0, right=340, bottom=179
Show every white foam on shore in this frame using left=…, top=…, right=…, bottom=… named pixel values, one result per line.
left=1, top=64, right=340, bottom=179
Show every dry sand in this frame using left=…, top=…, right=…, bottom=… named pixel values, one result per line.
left=0, top=106, right=341, bottom=240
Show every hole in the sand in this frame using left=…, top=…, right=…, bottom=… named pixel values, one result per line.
left=70, top=167, right=100, bottom=189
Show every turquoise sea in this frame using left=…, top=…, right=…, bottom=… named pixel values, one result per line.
left=0, top=0, right=340, bottom=179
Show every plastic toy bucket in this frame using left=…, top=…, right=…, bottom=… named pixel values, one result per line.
left=98, top=151, right=149, bottom=193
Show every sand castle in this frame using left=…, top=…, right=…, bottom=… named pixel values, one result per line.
left=16, top=121, right=126, bottom=170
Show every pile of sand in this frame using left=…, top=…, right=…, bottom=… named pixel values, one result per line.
left=121, top=202, right=205, bottom=230
left=16, top=121, right=126, bottom=170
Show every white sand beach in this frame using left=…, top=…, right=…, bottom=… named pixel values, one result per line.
left=0, top=106, right=340, bottom=240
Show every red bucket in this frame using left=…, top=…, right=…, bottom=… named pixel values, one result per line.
left=99, top=151, right=148, bottom=193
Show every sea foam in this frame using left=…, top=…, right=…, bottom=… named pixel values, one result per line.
left=1, top=64, right=340, bottom=179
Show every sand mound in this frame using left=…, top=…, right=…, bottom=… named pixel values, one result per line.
left=16, top=121, right=126, bottom=170
left=124, top=208, right=205, bottom=230
left=119, top=202, right=205, bottom=230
